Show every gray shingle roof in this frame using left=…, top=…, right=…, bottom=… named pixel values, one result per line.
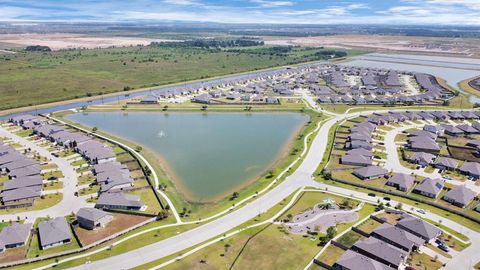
left=353, top=237, right=407, bottom=267
left=335, top=250, right=394, bottom=270
left=353, top=165, right=387, bottom=179
left=76, top=208, right=111, bottom=222
left=396, top=215, right=441, bottom=240
left=0, top=223, right=32, bottom=247
left=459, top=162, right=480, bottom=177
left=96, top=192, right=144, bottom=209
left=443, top=185, right=477, bottom=206
left=386, top=173, right=415, bottom=190
left=414, top=178, right=444, bottom=196
left=435, top=157, right=458, bottom=169
left=38, top=217, right=71, bottom=247
left=373, top=223, right=425, bottom=250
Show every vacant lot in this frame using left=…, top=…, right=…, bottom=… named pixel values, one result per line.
left=0, top=33, right=175, bottom=51
left=0, top=45, right=357, bottom=110
left=75, top=213, right=151, bottom=246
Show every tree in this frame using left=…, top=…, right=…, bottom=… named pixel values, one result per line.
left=92, top=126, right=98, bottom=133
left=144, top=166, right=152, bottom=176
left=395, top=203, right=403, bottom=210
left=135, top=145, right=142, bottom=152
left=326, top=226, right=337, bottom=239
left=230, top=192, right=239, bottom=201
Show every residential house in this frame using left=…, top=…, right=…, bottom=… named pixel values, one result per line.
left=38, top=217, right=71, bottom=249
left=333, top=250, right=394, bottom=270
left=395, top=215, right=441, bottom=241
left=443, top=185, right=477, bottom=208
left=353, top=166, right=387, bottom=180
left=0, top=223, right=32, bottom=251
left=408, top=152, right=436, bottom=166
left=371, top=223, right=425, bottom=252
left=351, top=237, right=407, bottom=269
left=386, top=173, right=415, bottom=192
left=95, top=192, right=146, bottom=211
left=413, top=178, right=444, bottom=198
left=76, top=208, right=113, bottom=230
left=434, top=157, right=458, bottom=171
left=459, top=162, right=480, bottom=179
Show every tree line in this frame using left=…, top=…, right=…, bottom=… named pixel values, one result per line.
left=150, top=39, right=264, bottom=49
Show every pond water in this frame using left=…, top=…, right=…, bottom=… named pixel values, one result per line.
left=66, top=111, right=309, bottom=201
left=343, top=53, right=480, bottom=103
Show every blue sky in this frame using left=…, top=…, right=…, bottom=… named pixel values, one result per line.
left=0, top=0, right=479, bottom=25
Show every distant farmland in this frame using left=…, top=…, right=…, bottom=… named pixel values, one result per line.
left=0, top=45, right=363, bottom=110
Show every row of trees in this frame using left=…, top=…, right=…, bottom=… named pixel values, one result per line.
left=150, top=39, right=264, bottom=49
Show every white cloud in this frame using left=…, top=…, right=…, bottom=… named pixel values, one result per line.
left=250, top=0, right=293, bottom=8
left=162, top=0, right=202, bottom=6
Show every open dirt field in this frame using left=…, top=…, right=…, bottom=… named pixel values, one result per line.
left=0, top=33, right=176, bottom=50
left=74, top=213, right=151, bottom=246
left=266, top=34, right=480, bottom=57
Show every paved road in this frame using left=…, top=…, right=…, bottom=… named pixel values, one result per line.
left=0, top=127, right=92, bottom=221
left=383, top=123, right=480, bottom=193
left=69, top=108, right=480, bottom=270
left=67, top=109, right=480, bottom=270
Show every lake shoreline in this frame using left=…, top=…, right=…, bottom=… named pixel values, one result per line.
left=64, top=111, right=310, bottom=203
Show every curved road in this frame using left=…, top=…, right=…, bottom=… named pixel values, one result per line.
left=68, top=108, right=480, bottom=270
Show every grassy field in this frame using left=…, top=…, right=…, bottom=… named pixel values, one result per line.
left=0, top=45, right=362, bottom=111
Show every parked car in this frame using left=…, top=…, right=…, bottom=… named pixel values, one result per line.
left=383, top=197, right=391, bottom=201
left=438, top=244, right=449, bottom=252
left=416, top=209, right=426, bottom=214
left=368, top=193, right=376, bottom=197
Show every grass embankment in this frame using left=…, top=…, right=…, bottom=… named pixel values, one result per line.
left=0, top=45, right=363, bottom=111
left=53, top=108, right=325, bottom=222
left=458, top=77, right=480, bottom=98
left=134, top=190, right=375, bottom=270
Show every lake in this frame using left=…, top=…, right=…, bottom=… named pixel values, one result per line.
left=66, top=112, right=309, bottom=201
left=343, top=53, right=480, bottom=103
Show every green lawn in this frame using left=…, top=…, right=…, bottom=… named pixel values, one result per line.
left=0, top=193, right=62, bottom=215
left=336, top=231, right=364, bottom=248
left=406, top=251, right=443, bottom=270
left=70, top=159, right=87, bottom=167
left=79, top=185, right=100, bottom=196
left=28, top=228, right=81, bottom=258
left=15, top=129, right=33, bottom=137
left=317, top=245, right=345, bottom=267
left=356, top=218, right=382, bottom=234
left=43, top=180, right=63, bottom=191
left=77, top=174, right=96, bottom=185
left=43, top=170, right=64, bottom=180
